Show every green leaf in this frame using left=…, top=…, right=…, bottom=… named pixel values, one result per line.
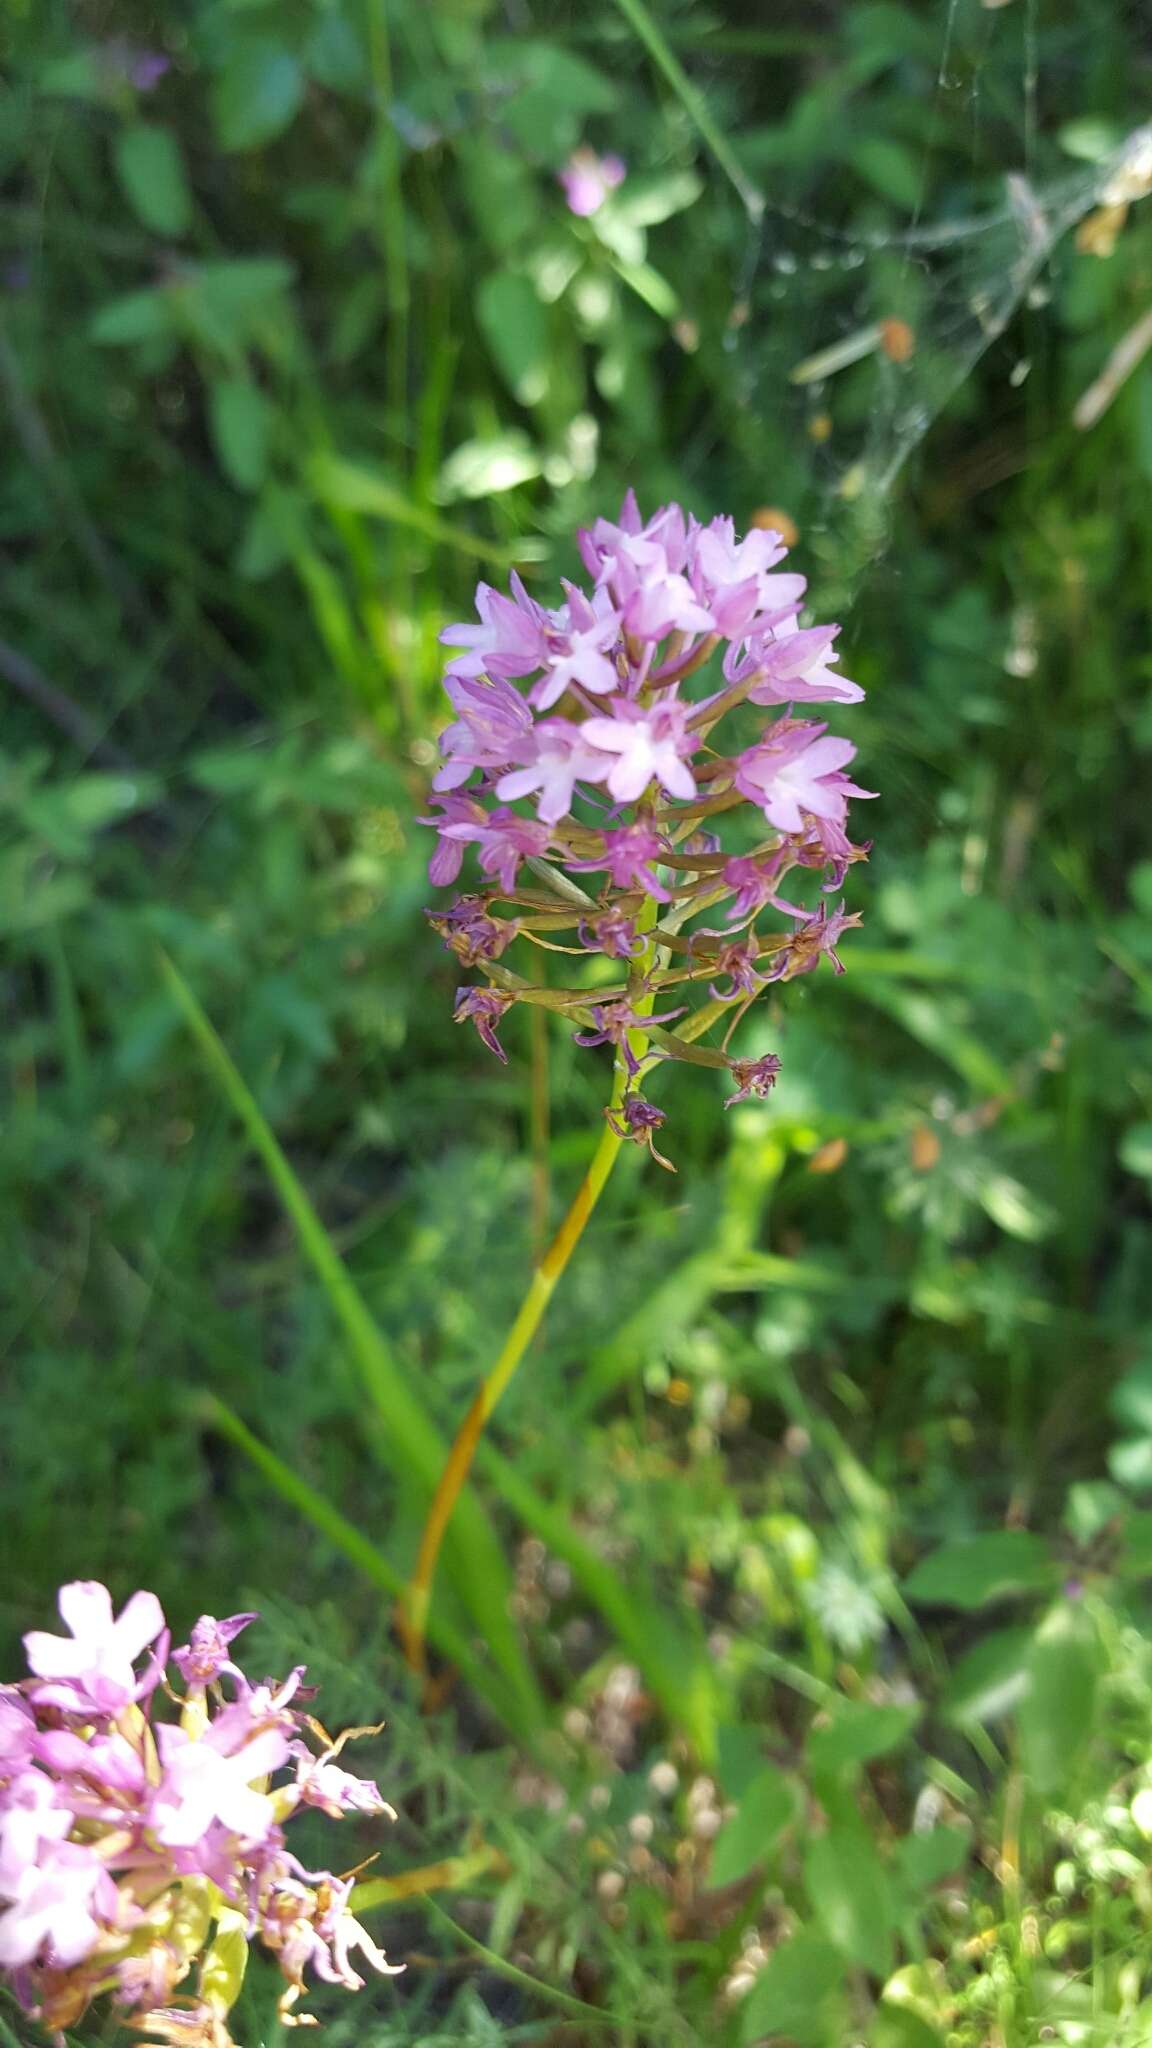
left=1018, top=1603, right=1102, bottom=1795
left=615, top=169, right=704, bottom=227
left=1110, top=1357, right=1152, bottom=1435
left=485, top=39, right=619, bottom=153
left=805, top=1828, right=895, bottom=1977
left=893, top=1827, right=969, bottom=1894
left=740, top=1931, right=847, bottom=2046
left=849, top=136, right=923, bottom=210
left=114, top=123, right=191, bottom=236
left=904, top=1531, right=1055, bottom=1611
left=1119, top=1510, right=1152, bottom=1575
left=21, top=774, right=160, bottom=856
left=870, top=2010, right=945, bottom=2048
left=38, top=50, right=105, bottom=101
left=941, top=1626, right=1033, bottom=1726
left=309, top=455, right=536, bottom=565
left=1109, top=1437, right=1152, bottom=1490
left=708, top=1766, right=795, bottom=1887
left=212, top=45, right=304, bottom=150
left=179, top=258, right=296, bottom=355
left=89, top=288, right=173, bottom=346
left=716, top=1726, right=767, bottom=1799
left=808, top=1700, right=920, bottom=1781
left=1120, top=1123, right=1152, bottom=1181
left=305, top=11, right=367, bottom=91
left=438, top=433, right=542, bottom=502
left=976, top=1171, right=1055, bottom=1243
left=208, top=379, right=273, bottom=492
left=475, top=271, right=549, bottom=406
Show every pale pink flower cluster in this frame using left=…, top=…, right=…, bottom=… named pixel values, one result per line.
left=425, top=493, right=875, bottom=1154
left=558, top=148, right=626, bottom=217
left=0, top=1584, right=399, bottom=2044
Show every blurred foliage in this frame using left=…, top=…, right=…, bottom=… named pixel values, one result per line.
left=3, top=0, right=1152, bottom=2041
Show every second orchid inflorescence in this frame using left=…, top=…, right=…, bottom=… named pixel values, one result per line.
left=424, top=492, right=875, bottom=1162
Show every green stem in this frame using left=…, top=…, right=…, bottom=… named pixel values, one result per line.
left=607, top=0, right=765, bottom=221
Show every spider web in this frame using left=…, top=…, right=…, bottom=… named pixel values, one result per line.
left=713, top=16, right=1152, bottom=587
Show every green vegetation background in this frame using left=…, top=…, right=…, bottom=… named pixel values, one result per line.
left=4, top=1, right=1152, bottom=2041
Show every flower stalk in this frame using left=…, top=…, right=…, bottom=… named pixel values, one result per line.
left=402, top=899, right=661, bottom=1678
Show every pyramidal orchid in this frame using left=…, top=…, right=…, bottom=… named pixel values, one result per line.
left=424, top=491, right=874, bottom=1143
left=0, top=1582, right=399, bottom=2044
left=404, top=496, right=875, bottom=1676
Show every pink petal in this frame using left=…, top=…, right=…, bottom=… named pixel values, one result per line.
left=581, top=718, right=630, bottom=754
left=214, top=1780, right=277, bottom=1840
left=22, top=1632, right=89, bottom=1681
left=235, top=1728, right=291, bottom=1777
left=112, top=1590, right=165, bottom=1663
left=57, top=1581, right=114, bottom=1642
left=658, top=756, right=696, bottom=800
left=797, top=736, right=856, bottom=777
left=608, top=756, right=654, bottom=803
left=493, top=767, right=539, bottom=803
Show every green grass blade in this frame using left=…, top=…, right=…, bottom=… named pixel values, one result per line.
left=422, top=1898, right=621, bottom=2029
left=307, top=454, right=545, bottom=567
left=192, top=1392, right=528, bottom=1727
left=608, top=0, right=764, bottom=220
left=158, top=949, right=445, bottom=1480
left=158, top=950, right=546, bottom=1732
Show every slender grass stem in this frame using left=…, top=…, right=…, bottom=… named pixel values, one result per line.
left=607, top=0, right=765, bottom=221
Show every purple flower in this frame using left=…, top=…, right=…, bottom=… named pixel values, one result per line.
left=475, top=808, right=552, bottom=893
left=432, top=673, right=535, bottom=791
left=762, top=901, right=863, bottom=981
left=721, top=853, right=804, bottom=923
left=578, top=908, right=646, bottom=960
left=172, top=1613, right=258, bottom=1689
left=423, top=494, right=874, bottom=1082
left=558, top=149, right=626, bottom=217
left=495, top=717, right=611, bottom=824
left=0, top=1584, right=401, bottom=2038
left=101, top=42, right=171, bottom=93
left=150, top=1717, right=290, bottom=1850
left=128, top=49, right=170, bottom=92
left=568, top=821, right=672, bottom=900
left=439, top=575, right=549, bottom=682
left=33, top=1729, right=147, bottom=1804
left=582, top=693, right=698, bottom=803
left=0, top=1774, right=73, bottom=1894
left=745, top=619, right=864, bottom=706
left=733, top=726, right=862, bottom=835
left=605, top=1093, right=676, bottom=1171
left=725, top=1053, right=783, bottom=1106
left=421, top=794, right=491, bottom=887
left=0, top=1693, right=36, bottom=1773
left=692, top=518, right=797, bottom=637
left=427, top=897, right=518, bottom=966
left=24, top=1582, right=166, bottom=1717
left=611, top=540, right=714, bottom=642
left=291, top=1747, right=393, bottom=1821
left=0, top=1844, right=116, bottom=1970
left=529, top=585, right=621, bottom=710
left=454, top=986, right=516, bottom=1062
left=703, top=939, right=766, bottom=1003
left=578, top=497, right=714, bottom=642
left=573, top=999, right=685, bottom=1076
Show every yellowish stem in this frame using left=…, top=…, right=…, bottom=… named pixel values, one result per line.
left=401, top=899, right=661, bottom=1677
